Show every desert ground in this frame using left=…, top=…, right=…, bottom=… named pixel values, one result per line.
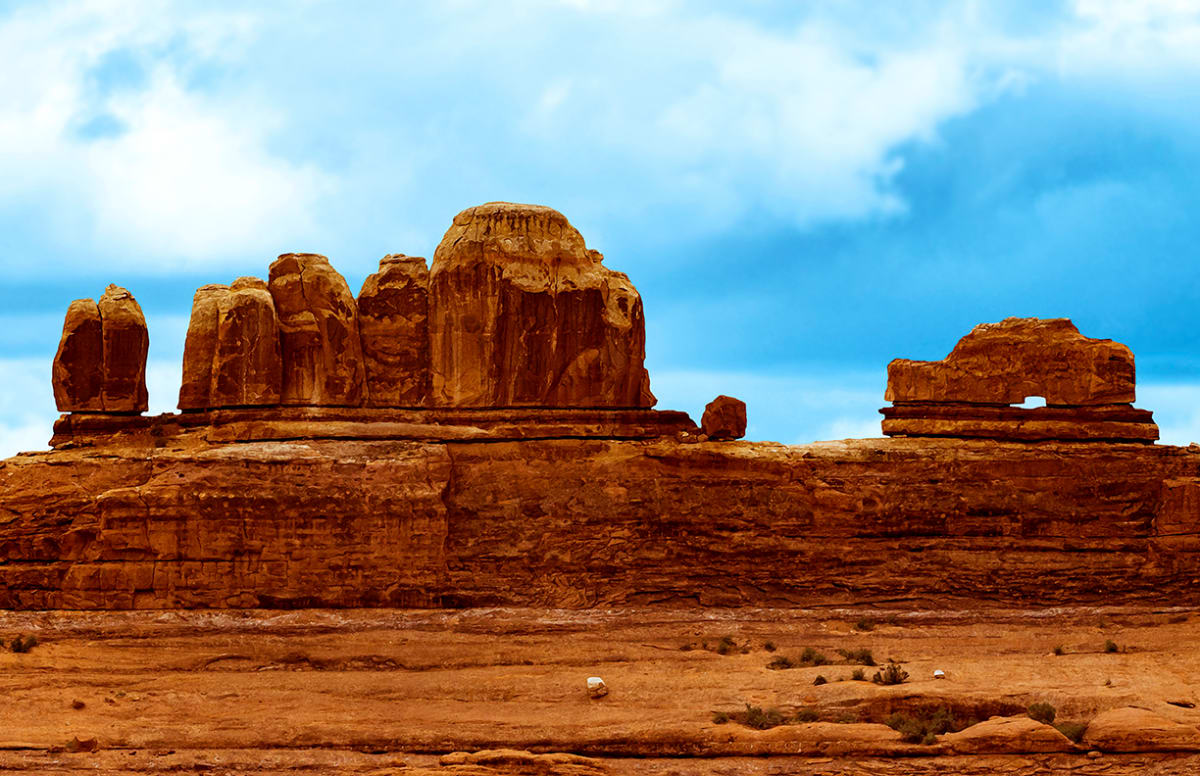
left=1, top=604, right=1199, bottom=774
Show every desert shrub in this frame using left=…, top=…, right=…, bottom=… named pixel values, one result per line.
left=1028, top=702, right=1056, bottom=725
left=1104, top=640, right=1119, bottom=653
left=837, top=647, right=876, bottom=666
left=835, top=712, right=859, bottom=724
left=1055, top=721, right=1088, bottom=742
left=886, top=707, right=958, bottom=744
left=10, top=635, right=38, bottom=653
left=712, top=711, right=730, bottom=724
left=1052, top=644, right=1065, bottom=656
left=793, top=707, right=819, bottom=723
left=854, top=619, right=875, bottom=631
left=872, top=662, right=909, bottom=685
left=799, top=646, right=830, bottom=666
left=851, top=668, right=866, bottom=681
left=763, top=641, right=777, bottom=652
left=742, top=704, right=788, bottom=730
left=767, top=655, right=795, bottom=670
left=813, top=675, right=828, bottom=686
left=716, top=635, right=738, bottom=655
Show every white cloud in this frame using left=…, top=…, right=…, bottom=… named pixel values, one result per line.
left=0, top=0, right=332, bottom=273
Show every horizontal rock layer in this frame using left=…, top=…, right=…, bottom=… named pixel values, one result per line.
left=880, top=402, right=1160, bottom=442
left=3, top=433, right=1200, bottom=609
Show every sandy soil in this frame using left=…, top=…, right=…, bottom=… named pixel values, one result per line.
left=1, top=605, right=1199, bottom=774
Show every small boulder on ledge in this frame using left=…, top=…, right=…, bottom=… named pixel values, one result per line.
left=586, top=676, right=608, bottom=698
left=702, top=395, right=747, bottom=440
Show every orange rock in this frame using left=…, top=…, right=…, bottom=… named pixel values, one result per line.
left=942, top=716, right=1075, bottom=753
left=268, top=253, right=365, bottom=407
left=701, top=395, right=747, bottom=439
left=1083, top=707, right=1200, bottom=752
left=96, top=285, right=149, bottom=413
left=211, top=277, right=282, bottom=407
left=886, top=318, right=1135, bottom=406
left=178, top=284, right=229, bottom=411
left=52, top=299, right=104, bottom=412
left=358, top=255, right=430, bottom=407
left=428, top=202, right=654, bottom=407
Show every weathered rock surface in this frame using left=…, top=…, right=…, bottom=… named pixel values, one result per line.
left=943, top=716, right=1076, bottom=753
left=1083, top=707, right=1200, bottom=752
left=887, top=317, right=1136, bottom=406
left=358, top=255, right=430, bottom=407
left=178, top=284, right=229, bottom=410
left=701, top=395, right=747, bottom=439
left=211, top=277, right=282, bottom=407
left=4, top=433, right=1200, bottom=609
left=268, top=253, right=365, bottom=407
left=428, top=202, right=654, bottom=408
left=179, top=280, right=283, bottom=409
left=53, top=287, right=148, bottom=414
left=52, top=299, right=104, bottom=412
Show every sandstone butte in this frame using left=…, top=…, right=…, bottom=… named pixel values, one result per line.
left=8, top=201, right=1200, bottom=773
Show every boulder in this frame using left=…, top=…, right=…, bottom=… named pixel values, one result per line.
left=1082, top=707, right=1200, bottom=752
left=942, top=716, right=1075, bottom=754
left=886, top=318, right=1136, bottom=406
left=178, top=284, right=230, bottom=410
left=268, top=253, right=365, bottom=406
left=702, top=395, right=747, bottom=439
left=358, top=255, right=430, bottom=407
left=586, top=676, right=608, bottom=698
left=211, top=277, right=282, bottom=407
left=52, top=299, right=105, bottom=412
left=428, top=202, right=654, bottom=408
left=96, top=285, right=149, bottom=413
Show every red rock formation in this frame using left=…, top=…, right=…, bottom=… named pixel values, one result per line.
left=358, top=255, right=430, bottom=407
left=268, top=253, right=365, bottom=407
left=52, top=286, right=148, bottom=414
left=178, top=284, right=228, bottom=411
left=883, top=318, right=1156, bottom=442
left=211, top=277, right=282, bottom=407
left=178, top=279, right=282, bottom=409
left=886, top=317, right=1135, bottom=406
left=428, top=202, right=654, bottom=408
left=701, top=395, right=747, bottom=439
left=4, top=428, right=1200, bottom=609
left=52, top=299, right=104, bottom=412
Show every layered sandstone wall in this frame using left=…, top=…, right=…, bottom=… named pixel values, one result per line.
left=2, top=433, right=1198, bottom=609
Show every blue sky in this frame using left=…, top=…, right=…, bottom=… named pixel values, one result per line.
left=3, top=0, right=1200, bottom=455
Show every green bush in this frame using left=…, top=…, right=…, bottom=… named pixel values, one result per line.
left=793, top=707, right=819, bottom=723
left=872, top=662, right=909, bottom=685
left=886, top=707, right=959, bottom=744
left=1055, top=721, right=1088, bottom=742
left=767, top=655, right=795, bottom=670
left=799, top=646, right=830, bottom=666
left=10, top=635, right=38, bottom=653
left=763, top=641, right=776, bottom=652
left=1104, top=640, right=1119, bottom=653
left=813, top=675, right=828, bottom=686
left=851, top=668, right=866, bottom=681
left=837, top=647, right=876, bottom=666
left=1052, top=644, right=1065, bottom=656
left=742, top=704, right=788, bottom=730
left=712, top=711, right=730, bottom=724
left=1028, top=702, right=1056, bottom=725
left=716, top=635, right=738, bottom=655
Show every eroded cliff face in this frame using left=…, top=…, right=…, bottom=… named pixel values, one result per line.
left=2, top=431, right=1198, bottom=609
left=428, top=203, right=654, bottom=408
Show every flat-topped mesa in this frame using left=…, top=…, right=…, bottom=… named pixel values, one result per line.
left=52, top=285, right=148, bottom=414
left=428, top=202, right=655, bottom=408
left=358, top=254, right=430, bottom=407
left=881, top=317, right=1158, bottom=442
left=268, top=253, right=366, bottom=407
left=178, top=279, right=282, bottom=410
